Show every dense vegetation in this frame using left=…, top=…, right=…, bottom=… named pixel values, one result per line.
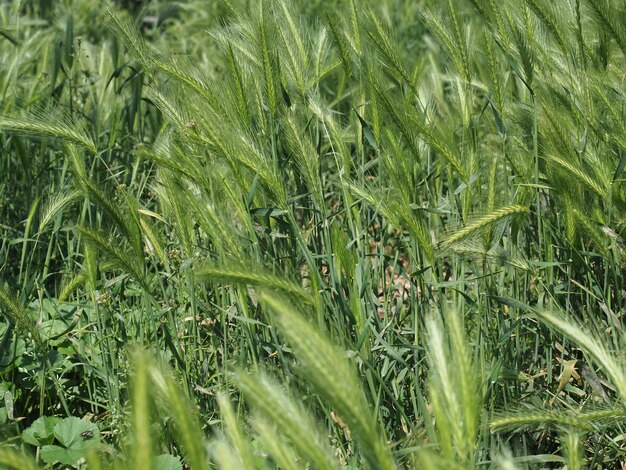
left=1, top=0, right=626, bottom=467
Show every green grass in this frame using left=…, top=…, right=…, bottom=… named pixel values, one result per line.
left=1, top=0, right=626, bottom=467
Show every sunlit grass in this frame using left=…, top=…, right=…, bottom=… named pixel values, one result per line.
left=1, top=0, right=626, bottom=467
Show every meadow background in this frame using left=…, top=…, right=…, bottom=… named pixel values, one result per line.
left=1, top=0, right=626, bottom=468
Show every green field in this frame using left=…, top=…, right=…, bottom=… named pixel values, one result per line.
left=1, top=0, right=626, bottom=468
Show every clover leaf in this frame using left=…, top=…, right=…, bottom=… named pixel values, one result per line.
left=38, top=417, right=101, bottom=466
